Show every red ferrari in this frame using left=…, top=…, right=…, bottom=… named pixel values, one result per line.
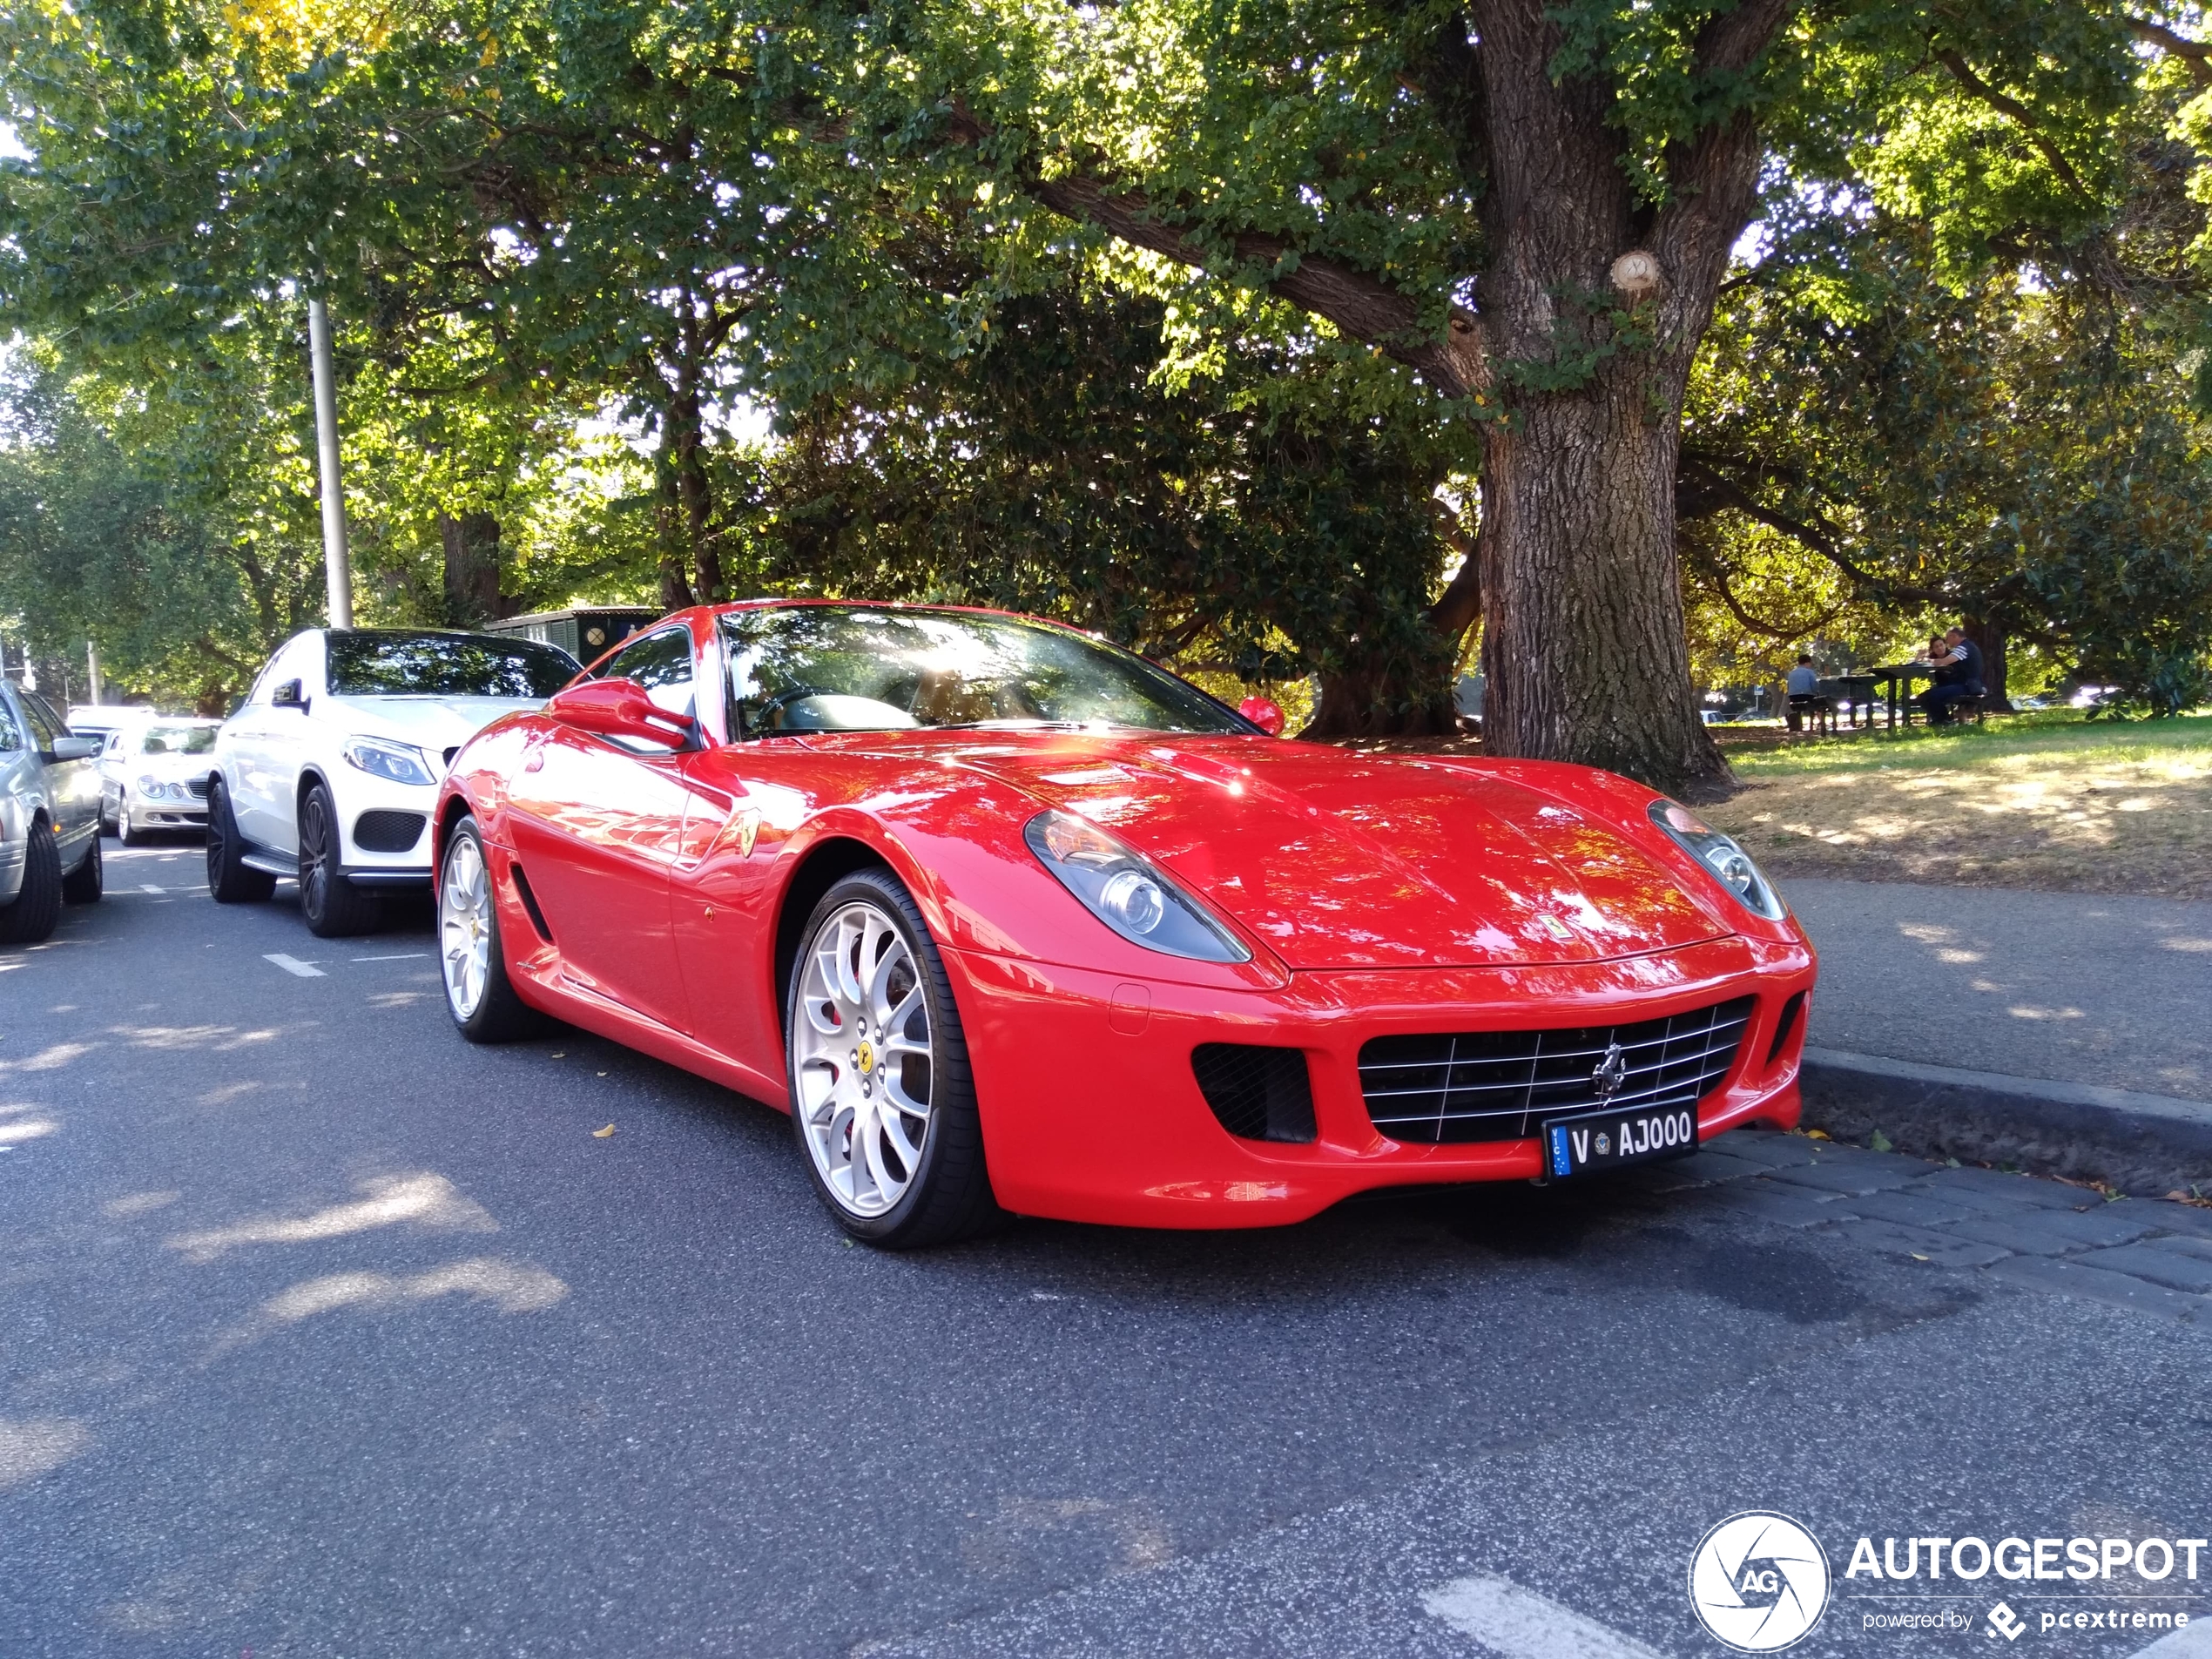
left=433, top=602, right=1816, bottom=1246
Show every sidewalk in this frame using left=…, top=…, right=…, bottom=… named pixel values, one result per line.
left=1786, top=877, right=2212, bottom=1103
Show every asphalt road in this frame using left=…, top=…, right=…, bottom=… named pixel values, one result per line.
left=1787, top=879, right=2212, bottom=1101
left=4, top=839, right=2211, bottom=1658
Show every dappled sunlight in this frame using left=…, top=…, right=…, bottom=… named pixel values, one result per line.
left=0, top=1116, right=59, bottom=1145
left=104, top=1024, right=281, bottom=1054
left=0, top=1417, right=91, bottom=1491
left=165, top=1173, right=496, bottom=1264
left=102, top=1190, right=181, bottom=1218
left=0, top=1041, right=95, bottom=1074
left=1712, top=740, right=2212, bottom=898
left=206, top=1258, right=569, bottom=1358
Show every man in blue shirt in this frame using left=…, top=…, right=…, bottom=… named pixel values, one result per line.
left=1784, top=654, right=1824, bottom=733
left=1919, top=627, right=1986, bottom=725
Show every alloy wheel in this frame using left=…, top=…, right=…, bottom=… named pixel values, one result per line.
left=300, top=793, right=333, bottom=920
left=792, top=899, right=936, bottom=1218
left=440, top=833, right=492, bottom=1021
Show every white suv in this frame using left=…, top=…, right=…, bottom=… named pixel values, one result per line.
left=206, top=628, right=581, bottom=935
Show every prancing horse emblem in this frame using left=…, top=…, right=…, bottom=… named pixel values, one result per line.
left=735, top=807, right=762, bottom=859
left=1592, top=1041, right=1629, bottom=1100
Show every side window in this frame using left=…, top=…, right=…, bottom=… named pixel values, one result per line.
left=600, top=626, right=696, bottom=720
left=0, top=695, right=22, bottom=753
left=19, top=692, right=60, bottom=752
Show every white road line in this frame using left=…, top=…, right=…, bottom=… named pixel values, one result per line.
left=2132, top=1621, right=2212, bottom=1657
left=139, top=884, right=165, bottom=894
left=351, top=953, right=428, bottom=962
left=1424, top=1575, right=1666, bottom=1659
left=263, top=953, right=327, bottom=978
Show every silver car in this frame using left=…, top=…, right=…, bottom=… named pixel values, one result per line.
left=100, top=717, right=220, bottom=842
left=1, top=681, right=105, bottom=943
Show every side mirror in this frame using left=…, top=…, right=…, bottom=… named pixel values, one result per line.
left=1238, top=696, right=1287, bottom=738
left=50, top=736, right=100, bottom=761
left=547, top=678, right=701, bottom=751
left=272, top=678, right=307, bottom=711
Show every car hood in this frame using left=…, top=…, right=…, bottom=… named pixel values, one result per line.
left=322, top=696, right=548, bottom=763
left=940, top=737, right=1733, bottom=969
left=123, top=750, right=219, bottom=783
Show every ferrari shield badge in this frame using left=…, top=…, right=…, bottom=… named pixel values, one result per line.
left=738, top=807, right=762, bottom=859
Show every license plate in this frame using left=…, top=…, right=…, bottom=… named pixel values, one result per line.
left=1542, top=1105, right=1700, bottom=1178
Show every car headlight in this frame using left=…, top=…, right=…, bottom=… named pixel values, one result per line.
left=1023, top=809, right=1251, bottom=962
left=135, top=773, right=165, bottom=797
left=1648, top=798, right=1789, bottom=921
left=342, top=737, right=437, bottom=787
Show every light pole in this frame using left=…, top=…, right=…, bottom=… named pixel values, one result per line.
left=307, top=296, right=354, bottom=628
left=86, top=639, right=104, bottom=704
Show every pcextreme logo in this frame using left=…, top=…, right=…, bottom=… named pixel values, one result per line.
left=1689, top=1512, right=1834, bottom=1652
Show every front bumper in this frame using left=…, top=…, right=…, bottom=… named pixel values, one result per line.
left=947, top=933, right=1816, bottom=1228
left=329, top=766, right=440, bottom=882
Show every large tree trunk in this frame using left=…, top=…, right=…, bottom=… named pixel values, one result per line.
left=439, top=509, right=504, bottom=626
left=1477, top=387, right=1722, bottom=790
left=1964, top=616, right=2012, bottom=711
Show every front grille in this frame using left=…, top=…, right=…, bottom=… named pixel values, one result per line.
left=185, top=778, right=210, bottom=800
left=1359, top=996, right=1754, bottom=1145
left=1192, top=1044, right=1317, bottom=1143
left=353, top=809, right=428, bottom=853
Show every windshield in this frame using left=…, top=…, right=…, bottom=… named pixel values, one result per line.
left=139, top=725, right=216, bottom=756
left=326, top=631, right=578, bottom=698
left=718, top=606, right=1251, bottom=738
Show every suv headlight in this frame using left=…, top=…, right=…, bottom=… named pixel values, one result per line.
left=1648, top=798, right=1789, bottom=920
left=1024, top=809, right=1251, bottom=962
left=342, top=736, right=437, bottom=787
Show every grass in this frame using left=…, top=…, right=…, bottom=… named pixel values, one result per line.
left=1705, top=711, right=2212, bottom=898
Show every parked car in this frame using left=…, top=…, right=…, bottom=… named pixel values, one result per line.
left=206, top=628, right=581, bottom=936
left=432, top=601, right=1817, bottom=1248
left=1, top=681, right=105, bottom=942
left=100, top=717, right=222, bottom=842
left=67, top=704, right=153, bottom=751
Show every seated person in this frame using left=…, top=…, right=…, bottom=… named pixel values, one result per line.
left=1918, top=627, right=1986, bottom=725
left=1784, top=654, right=1826, bottom=732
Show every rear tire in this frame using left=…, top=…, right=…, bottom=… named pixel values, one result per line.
left=298, top=781, right=381, bottom=938
left=439, top=816, right=554, bottom=1042
left=786, top=869, right=1004, bottom=1248
left=61, top=833, right=102, bottom=904
left=0, top=819, right=64, bottom=944
left=205, top=777, right=276, bottom=904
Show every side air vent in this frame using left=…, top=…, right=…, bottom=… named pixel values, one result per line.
left=508, top=862, right=555, bottom=945
left=1766, top=990, right=1808, bottom=1067
left=1191, top=1045, right=1318, bottom=1144
left=353, top=809, right=427, bottom=853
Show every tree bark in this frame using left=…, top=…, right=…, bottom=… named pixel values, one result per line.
left=1964, top=616, right=2013, bottom=711
left=439, top=509, right=505, bottom=625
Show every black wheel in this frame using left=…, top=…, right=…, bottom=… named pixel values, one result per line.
left=785, top=869, right=1003, bottom=1248
left=298, top=782, right=382, bottom=938
left=206, top=777, right=276, bottom=904
left=438, top=816, right=555, bottom=1042
left=61, top=833, right=102, bottom=904
left=0, top=818, right=64, bottom=944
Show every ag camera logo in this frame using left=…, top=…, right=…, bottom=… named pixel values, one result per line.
left=1689, top=1512, right=1832, bottom=1651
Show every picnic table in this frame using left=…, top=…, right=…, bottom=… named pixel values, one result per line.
left=1871, top=663, right=1935, bottom=732
left=1817, top=674, right=1879, bottom=731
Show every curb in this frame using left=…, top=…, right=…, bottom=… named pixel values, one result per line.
left=1798, top=1047, right=2212, bottom=1197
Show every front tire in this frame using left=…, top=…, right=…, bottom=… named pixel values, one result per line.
left=61, top=833, right=102, bottom=904
left=786, top=870, right=1001, bottom=1248
left=298, top=781, right=381, bottom=938
left=114, top=791, right=136, bottom=846
left=206, top=777, right=275, bottom=903
left=439, top=816, right=552, bottom=1042
left=0, top=819, right=64, bottom=944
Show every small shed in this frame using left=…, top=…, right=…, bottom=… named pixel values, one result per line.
left=485, top=607, right=659, bottom=668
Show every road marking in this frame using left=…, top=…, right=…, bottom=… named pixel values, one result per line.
left=139, top=884, right=165, bottom=894
left=1423, top=1575, right=1666, bottom=1659
left=2133, top=1621, right=2212, bottom=1656
left=351, top=952, right=428, bottom=962
left=263, top=953, right=326, bottom=978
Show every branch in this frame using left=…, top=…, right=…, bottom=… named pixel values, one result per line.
left=1935, top=51, right=2091, bottom=198
left=938, top=98, right=1489, bottom=398
left=1697, top=556, right=1845, bottom=641
left=1675, top=451, right=1952, bottom=605
left=2128, top=17, right=2212, bottom=86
